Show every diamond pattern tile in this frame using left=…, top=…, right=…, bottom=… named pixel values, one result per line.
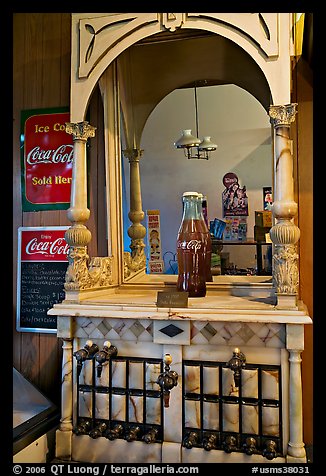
left=97, top=320, right=113, bottom=336
left=236, top=324, right=255, bottom=343
left=159, top=324, right=184, bottom=338
left=129, top=321, right=146, bottom=337
left=200, top=323, right=217, bottom=341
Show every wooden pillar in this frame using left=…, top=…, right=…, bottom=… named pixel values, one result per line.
left=123, top=148, right=146, bottom=264
left=64, top=121, right=96, bottom=290
left=268, top=104, right=300, bottom=308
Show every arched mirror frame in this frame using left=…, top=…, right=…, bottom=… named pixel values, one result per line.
left=64, top=13, right=300, bottom=309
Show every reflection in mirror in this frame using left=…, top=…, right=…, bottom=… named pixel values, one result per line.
left=121, top=83, right=273, bottom=278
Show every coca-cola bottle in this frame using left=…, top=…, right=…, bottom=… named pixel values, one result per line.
left=198, top=193, right=213, bottom=282
left=176, top=192, right=207, bottom=297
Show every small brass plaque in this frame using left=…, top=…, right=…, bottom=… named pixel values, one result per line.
left=156, top=291, right=188, bottom=308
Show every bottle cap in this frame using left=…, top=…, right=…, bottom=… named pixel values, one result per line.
left=183, top=191, right=199, bottom=197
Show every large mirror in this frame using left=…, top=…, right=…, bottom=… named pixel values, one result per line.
left=122, top=83, right=273, bottom=277
left=117, top=30, right=273, bottom=282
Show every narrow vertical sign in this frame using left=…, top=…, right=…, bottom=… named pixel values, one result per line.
left=16, top=227, right=69, bottom=333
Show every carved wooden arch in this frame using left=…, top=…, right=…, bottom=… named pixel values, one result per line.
left=70, top=13, right=293, bottom=122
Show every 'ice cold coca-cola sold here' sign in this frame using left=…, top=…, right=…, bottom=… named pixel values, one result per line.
left=21, top=108, right=75, bottom=211
left=16, top=227, right=69, bottom=333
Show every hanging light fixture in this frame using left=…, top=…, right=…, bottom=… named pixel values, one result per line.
left=174, top=83, right=217, bottom=160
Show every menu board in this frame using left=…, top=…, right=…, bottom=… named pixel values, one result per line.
left=16, top=226, right=69, bottom=333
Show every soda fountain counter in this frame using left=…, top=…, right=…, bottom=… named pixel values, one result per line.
left=48, top=282, right=312, bottom=464
left=13, top=367, right=60, bottom=462
left=48, top=12, right=313, bottom=465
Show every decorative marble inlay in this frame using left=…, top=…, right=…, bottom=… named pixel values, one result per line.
left=184, top=366, right=200, bottom=393
left=95, top=361, right=110, bottom=387
left=190, top=322, right=285, bottom=348
left=200, top=323, right=217, bottom=340
left=129, top=321, right=146, bottom=337
left=129, top=396, right=143, bottom=423
left=111, top=394, right=126, bottom=421
left=222, top=368, right=239, bottom=397
left=74, top=317, right=153, bottom=341
left=262, top=406, right=279, bottom=436
left=203, top=402, right=219, bottom=430
left=159, top=324, right=184, bottom=338
left=95, top=392, right=110, bottom=420
left=79, top=391, right=92, bottom=418
left=242, top=404, right=259, bottom=434
left=111, top=361, right=126, bottom=388
left=223, top=402, right=239, bottom=433
left=145, top=363, right=161, bottom=391
left=80, top=359, right=92, bottom=386
left=203, top=367, right=219, bottom=395
left=129, top=362, right=143, bottom=389
left=185, top=400, right=200, bottom=429
left=146, top=397, right=161, bottom=425
left=262, top=369, right=279, bottom=400
left=242, top=369, right=258, bottom=398
left=73, top=317, right=285, bottom=347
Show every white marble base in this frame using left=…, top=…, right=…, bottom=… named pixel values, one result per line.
left=181, top=447, right=286, bottom=463
left=71, top=434, right=162, bottom=463
left=286, top=454, right=307, bottom=463
left=162, top=442, right=181, bottom=463
left=55, top=429, right=72, bottom=460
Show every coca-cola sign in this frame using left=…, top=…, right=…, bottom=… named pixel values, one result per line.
left=17, top=227, right=69, bottom=333
left=21, top=108, right=74, bottom=211
left=20, top=228, right=69, bottom=262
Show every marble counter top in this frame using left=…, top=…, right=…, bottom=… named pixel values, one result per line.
left=48, top=289, right=312, bottom=325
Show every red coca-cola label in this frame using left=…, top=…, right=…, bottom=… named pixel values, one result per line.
left=23, top=111, right=73, bottom=206
left=20, top=229, right=69, bottom=262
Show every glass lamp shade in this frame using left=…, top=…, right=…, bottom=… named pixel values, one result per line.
left=174, top=129, right=201, bottom=148
left=198, top=136, right=217, bottom=151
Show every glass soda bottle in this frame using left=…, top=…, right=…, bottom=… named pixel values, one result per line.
left=176, top=192, right=207, bottom=297
left=198, top=193, right=213, bottom=282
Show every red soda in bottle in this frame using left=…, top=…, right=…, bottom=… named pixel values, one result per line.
left=198, top=193, right=213, bottom=282
left=176, top=192, right=207, bottom=297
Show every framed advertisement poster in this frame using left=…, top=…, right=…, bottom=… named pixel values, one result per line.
left=21, top=107, right=73, bottom=211
left=16, top=226, right=69, bottom=333
left=222, top=172, right=249, bottom=217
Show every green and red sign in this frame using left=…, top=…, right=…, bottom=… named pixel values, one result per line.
left=21, top=107, right=73, bottom=211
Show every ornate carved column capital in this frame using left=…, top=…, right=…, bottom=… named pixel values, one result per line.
left=268, top=103, right=298, bottom=128
left=66, top=121, right=97, bottom=141
left=123, top=148, right=144, bottom=163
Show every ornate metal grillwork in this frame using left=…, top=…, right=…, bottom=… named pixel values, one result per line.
left=182, top=359, right=283, bottom=458
left=74, top=355, right=164, bottom=443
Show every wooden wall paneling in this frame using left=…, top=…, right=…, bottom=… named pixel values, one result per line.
left=297, top=58, right=313, bottom=448
left=59, top=13, right=72, bottom=228
left=40, top=13, right=62, bottom=227
left=292, top=56, right=313, bottom=447
left=20, top=13, right=45, bottom=388
left=38, top=13, right=65, bottom=403
left=13, top=13, right=26, bottom=373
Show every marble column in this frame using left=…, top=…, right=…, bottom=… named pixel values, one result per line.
left=56, top=338, right=73, bottom=460
left=268, top=104, right=300, bottom=308
left=64, top=122, right=96, bottom=290
left=286, top=325, right=306, bottom=462
left=123, top=148, right=146, bottom=274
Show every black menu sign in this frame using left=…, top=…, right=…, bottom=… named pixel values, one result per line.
left=16, top=226, right=69, bottom=333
